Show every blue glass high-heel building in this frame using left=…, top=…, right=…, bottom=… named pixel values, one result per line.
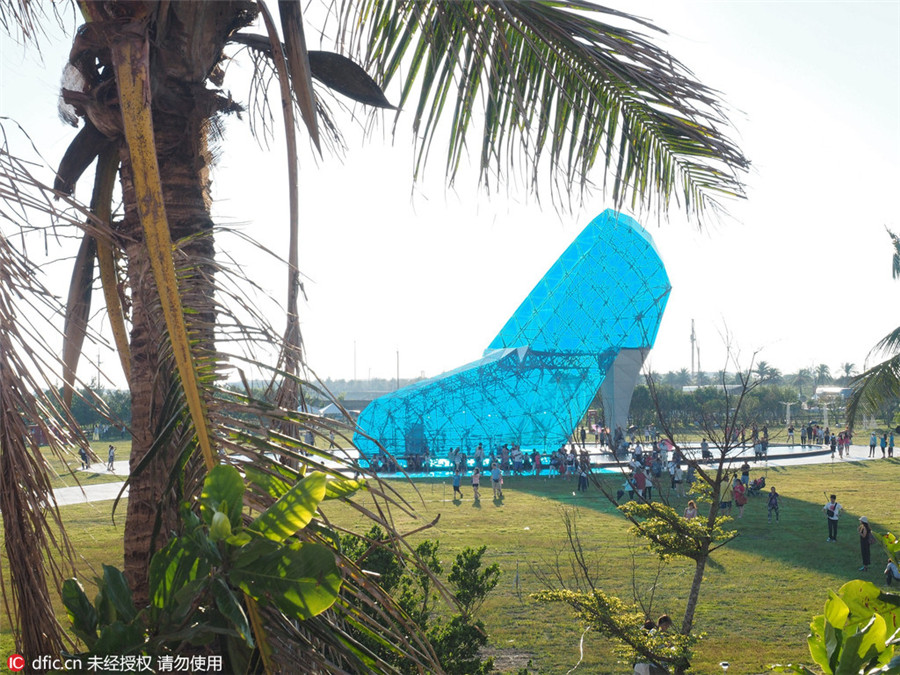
left=354, top=210, right=671, bottom=460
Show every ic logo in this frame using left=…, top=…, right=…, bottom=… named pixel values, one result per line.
left=7, top=654, right=25, bottom=672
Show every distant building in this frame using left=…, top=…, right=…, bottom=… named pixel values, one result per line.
left=814, top=386, right=853, bottom=400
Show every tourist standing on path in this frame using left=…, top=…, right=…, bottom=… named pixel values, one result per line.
left=471, top=467, right=481, bottom=500
left=824, top=494, right=842, bottom=541
left=881, top=434, right=888, bottom=458
left=858, top=516, right=873, bottom=571
left=767, top=487, right=780, bottom=523
left=788, top=425, right=795, bottom=446
left=107, top=444, right=116, bottom=472
left=870, top=432, right=877, bottom=458
left=890, top=432, right=895, bottom=458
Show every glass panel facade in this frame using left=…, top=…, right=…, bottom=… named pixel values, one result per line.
left=354, top=209, right=671, bottom=459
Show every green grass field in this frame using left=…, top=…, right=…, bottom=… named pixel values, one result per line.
left=2, top=456, right=898, bottom=673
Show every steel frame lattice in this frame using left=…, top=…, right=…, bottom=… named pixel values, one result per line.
left=354, top=210, right=671, bottom=460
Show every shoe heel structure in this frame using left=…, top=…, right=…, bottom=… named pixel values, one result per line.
left=354, top=210, right=671, bottom=461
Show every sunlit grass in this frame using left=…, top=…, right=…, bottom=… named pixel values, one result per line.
left=2, top=456, right=898, bottom=673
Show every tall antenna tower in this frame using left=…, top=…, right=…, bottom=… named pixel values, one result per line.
left=690, top=320, right=696, bottom=378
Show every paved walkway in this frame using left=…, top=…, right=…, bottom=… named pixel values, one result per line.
left=54, top=460, right=130, bottom=506
left=53, top=444, right=891, bottom=506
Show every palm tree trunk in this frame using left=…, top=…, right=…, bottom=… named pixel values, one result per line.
left=119, top=93, right=217, bottom=606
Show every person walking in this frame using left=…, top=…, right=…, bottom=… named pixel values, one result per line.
left=733, top=477, right=747, bottom=519
left=107, top=444, right=116, bottom=472
left=452, top=468, right=463, bottom=500
left=858, top=516, right=873, bottom=571
left=824, top=494, right=842, bottom=541
left=767, top=487, right=780, bottom=523
left=491, top=462, right=503, bottom=499
left=471, top=467, right=481, bottom=500
left=869, top=432, right=877, bottom=458
left=577, top=465, right=589, bottom=492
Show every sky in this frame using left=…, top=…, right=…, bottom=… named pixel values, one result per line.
left=1, top=1, right=899, bottom=389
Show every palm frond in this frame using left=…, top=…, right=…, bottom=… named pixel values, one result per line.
left=0, top=229, right=94, bottom=661
left=339, top=0, right=748, bottom=219
left=887, top=226, right=900, bottom=280
left=847, top=353, right=900, bottom=426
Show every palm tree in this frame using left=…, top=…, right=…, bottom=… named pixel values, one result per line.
left=848, top=228, right=900, bottom=424
left=0, top=0, right=748, bottom=669
left=816, top=363, right=832, bottom=387
left=792, top=367, right=814, bottom=400
left=838, top=362, right=856, bottom=385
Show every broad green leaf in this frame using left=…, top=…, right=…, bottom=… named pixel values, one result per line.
left=148, top=536, right=211, bottom=610
left=808, top=615, right=829, bottom=671
left=231, top=539, right=341, bottom=620
left=62, top=578, right=98, bottom=647
left=835, top=625, right=866, bottom=675
left=839, top=580, right=900, bottom=634
left=226, top=531, right=253, bottom=547
left=93, top=620, right=147, bottom=656
left=825, top=620, right=842, bottom=674
left=169, top=578, right=211, bottom=628
left=825, top=591, right=850, bottom=630
left=101, top=565, right=137, bottom=624
left=249, top=471, right=326, bottom=542
left=200, top=464, right=245, bottom=528
left=212, top=578, right=254, bottom=648
left=210, top=511, right=233, bottom=542
left=857, top=613, right=888, bottom=661
left=324, top=476, right=365, bottom=500
left=244, top=464, right=290, bottom=500
left=94, top=587, right=115, bottom=626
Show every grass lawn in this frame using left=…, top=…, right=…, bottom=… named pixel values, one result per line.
left=329, top=457, right=900, bottom=673
left=2, top=456, right=897, bottom=673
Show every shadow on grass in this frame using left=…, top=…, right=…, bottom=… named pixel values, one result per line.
left=498, top=464, right=899, bottom=577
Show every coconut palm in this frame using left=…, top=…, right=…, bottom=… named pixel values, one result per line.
left=0, top=0, right=748, bottom=669
left=848, top=228, right=900, bottom=424
left=792, top=366, right=814, bottom=399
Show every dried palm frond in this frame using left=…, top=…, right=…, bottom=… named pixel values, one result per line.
left=0, top=229, right=92, bottom=661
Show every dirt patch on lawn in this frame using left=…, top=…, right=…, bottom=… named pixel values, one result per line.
left=481, top=646, right=537, bottom=672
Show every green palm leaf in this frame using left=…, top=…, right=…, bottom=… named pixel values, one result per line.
left=342, top=0, right=748, bottom=218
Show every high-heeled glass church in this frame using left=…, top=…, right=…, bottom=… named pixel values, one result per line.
left=354, top=210, right=671, bottom=459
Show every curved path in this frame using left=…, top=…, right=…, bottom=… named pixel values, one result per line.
left=54, top=443, right=891, bottom=506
